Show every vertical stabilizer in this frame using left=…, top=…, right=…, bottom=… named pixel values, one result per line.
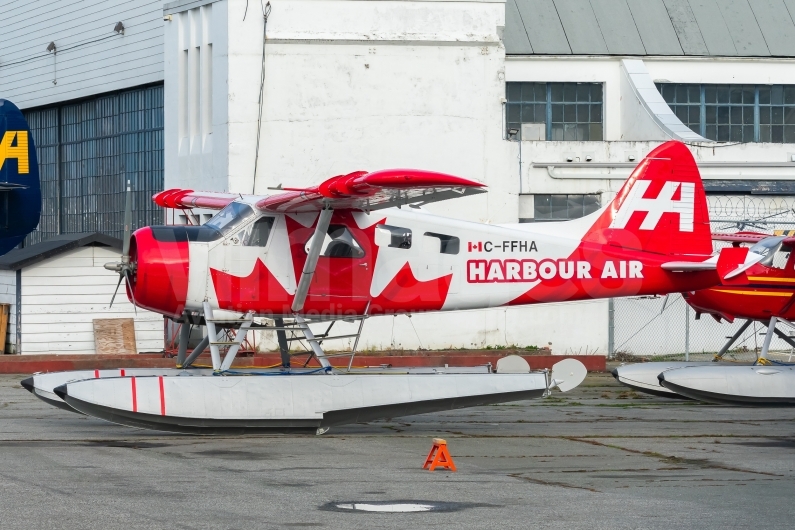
left=583, top=141, right=711, bottom=257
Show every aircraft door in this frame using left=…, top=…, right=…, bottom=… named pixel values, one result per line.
left=305, top=222, right=371, bottom=305
left=223, top=216, right=276, bottom=276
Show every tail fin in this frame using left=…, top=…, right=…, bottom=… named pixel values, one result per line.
left=583, top=141, right=711, bottom=256
left=0, top=99, right=41, bottom=254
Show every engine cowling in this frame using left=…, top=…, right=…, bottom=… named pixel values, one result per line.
left=127, top=226, right=190, bottom=318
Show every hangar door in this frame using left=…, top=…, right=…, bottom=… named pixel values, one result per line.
left=23, top=83, right=164, bottom=245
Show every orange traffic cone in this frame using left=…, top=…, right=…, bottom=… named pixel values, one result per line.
left=423, top=438, right=457, bottom=472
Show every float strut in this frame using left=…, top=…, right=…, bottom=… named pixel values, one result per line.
left=274, top=317, right=290, bottom=368
left=182, top=334, right=211, bottom=368
left=714, top=319, right=752, bottom=360
left=176, top=319, right=191, bottom=366
left=760, top=317, right=778, bottom=360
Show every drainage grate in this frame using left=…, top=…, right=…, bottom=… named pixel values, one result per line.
left=321, top=501, right=495, bottom=513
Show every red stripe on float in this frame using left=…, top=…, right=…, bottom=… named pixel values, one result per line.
left=94, top=369, right=99, bottom=378
left=159, top=376, right=165, bottom=416
left=120, top=369, right=125, bottom=377
left=131, top=377, right=138, bottom=412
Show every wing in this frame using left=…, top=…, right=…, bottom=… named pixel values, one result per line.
left=711, top=231, right=770, bottom=243
left=152, top=189, right=238, bottom=210
left=712, top=231, right=795, bottom=248
left=256, top=169, right=485, bottom=213
left=151, top=170, right=485, bottom=213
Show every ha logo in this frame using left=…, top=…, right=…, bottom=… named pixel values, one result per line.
left=610, top=180, right=694, bottom=232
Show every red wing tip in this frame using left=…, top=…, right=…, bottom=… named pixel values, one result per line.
left=360, top=169, right=485, bottom=188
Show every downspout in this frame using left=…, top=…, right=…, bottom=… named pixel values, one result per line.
left=15, top=269, right=21, bottom=354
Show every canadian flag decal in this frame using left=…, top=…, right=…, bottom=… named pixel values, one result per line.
left=610, top=181, right=695, bottom=232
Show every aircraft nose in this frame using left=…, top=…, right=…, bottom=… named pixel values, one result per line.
left=611, top=368, right=619, bottom=379
left=20, top=377, right=34, bottom=393
left=128, top=226, right=190, bottom=318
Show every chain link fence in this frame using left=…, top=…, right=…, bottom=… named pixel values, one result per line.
left=610, top=196, right=795, bottom=362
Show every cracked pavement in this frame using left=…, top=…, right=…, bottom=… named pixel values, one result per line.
left=0, top=370, right=793, bottom=529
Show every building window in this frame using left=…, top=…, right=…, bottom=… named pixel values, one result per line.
left=506, top=82, right=603, bottom=141
left=523, top=194, right=601, bottom=222
left=23, top=84, right=165, bottom=245
left=657, top=84, right=795, bottom=143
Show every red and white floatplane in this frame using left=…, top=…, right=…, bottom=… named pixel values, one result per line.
left=25, top=141, right=748, bottom=433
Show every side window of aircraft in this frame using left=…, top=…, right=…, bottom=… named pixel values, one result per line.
left=242, top=217, right=275, bottom=247
left=773, top=248, right=789, bottom=270
left=205, top=202, right=255, bottom=237
left=375, top=224, right=412, bottom=249
left=306, top=225, right=365, bottom=258
left=423, top=232, right=460, bottom=255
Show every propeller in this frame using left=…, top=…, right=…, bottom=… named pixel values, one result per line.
left=104, top=180, right=137, bottom=311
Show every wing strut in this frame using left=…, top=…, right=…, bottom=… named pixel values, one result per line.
left=291, top=207, right=333, bottom=313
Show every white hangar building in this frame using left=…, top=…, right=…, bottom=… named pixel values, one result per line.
left=1, top=0, right=795, bottom=355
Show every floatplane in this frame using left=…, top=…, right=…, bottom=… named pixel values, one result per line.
left=24, top=141, right=748, bottom=433
left=614, top=232, right=795, bottom=405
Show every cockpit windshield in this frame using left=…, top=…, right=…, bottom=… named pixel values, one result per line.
left=750, top=236, right=787, bottom=267
left=205, top=202, right=255, bottom=236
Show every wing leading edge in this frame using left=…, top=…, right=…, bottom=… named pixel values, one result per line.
left=152, top=169, right=486, bottom=213
left=256, top=169, right=485, bottom=213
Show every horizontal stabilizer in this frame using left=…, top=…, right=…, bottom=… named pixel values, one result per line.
left=716, top=246, right=764, bottom=282
left=661, top=256, right=717, bottom=272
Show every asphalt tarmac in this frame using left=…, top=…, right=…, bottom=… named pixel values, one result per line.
left=0, top=369, right=793, bottom=530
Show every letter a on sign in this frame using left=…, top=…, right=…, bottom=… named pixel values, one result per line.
left=0, top=131, right=29, bottom=174
left=610, top=180, right=694, bottom=232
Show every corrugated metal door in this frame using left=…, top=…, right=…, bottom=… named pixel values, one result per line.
left=24, top=83, right=164, bottom=244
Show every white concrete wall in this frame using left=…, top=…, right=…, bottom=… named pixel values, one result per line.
left=0, top=270, right=17, bottom=354
left=19, top=246, right=163, bottom=354
left=0, top=0, right=164, bottom=109
left=165, top=0, right=515, bottom=223
left=159, top=2, right=795, bottom=356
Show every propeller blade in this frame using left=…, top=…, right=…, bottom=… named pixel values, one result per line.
left=109, top=273, right=124, bottom=308
left=123, top=269, right=137, bottom=314
left=122, top=180, right=132, bottom=259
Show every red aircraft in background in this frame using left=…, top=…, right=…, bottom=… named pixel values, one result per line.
left=613, top=231, right=795, bottom=402
left=685, top=232, right=795, bottom=360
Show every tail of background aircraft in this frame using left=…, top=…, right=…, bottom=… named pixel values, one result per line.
left=583, top=141, right=712, bottom=257
left=0, top=99, right=41, bottom=255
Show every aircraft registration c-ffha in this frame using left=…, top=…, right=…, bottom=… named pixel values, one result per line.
left=26, top=140, right=764, bottom=434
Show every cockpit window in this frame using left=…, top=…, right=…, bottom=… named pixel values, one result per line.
left=750, top=236, right=786, bottom=267
left=241, top=217, right=275, bottom=247
left=305, top=225, right=365, bottom=258
left=205, top=202, right=255, bottom=236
